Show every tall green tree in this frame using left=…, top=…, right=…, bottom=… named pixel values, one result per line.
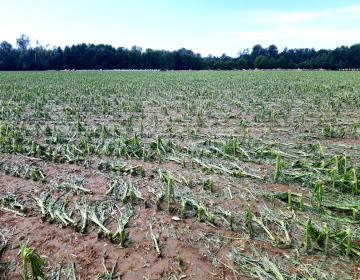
left=254, top=55, right=269, bottom=69
left=16, top=34, right=30, bottom=50
left=0, top=41, right=16, bottom=70
left=277, top=56, right=287, bottom=69
left=235, top=58, right=249, bottom=69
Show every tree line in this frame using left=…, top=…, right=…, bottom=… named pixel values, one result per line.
left=0, top=34, right=359, bottom=71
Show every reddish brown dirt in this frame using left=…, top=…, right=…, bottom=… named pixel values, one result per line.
left=0, top=154, right=241, bottom=279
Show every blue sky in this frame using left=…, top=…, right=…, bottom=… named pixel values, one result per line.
left=1, top=0, right=359, bottom=57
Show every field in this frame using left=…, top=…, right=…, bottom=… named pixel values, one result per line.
left=1, top=70, right=360, bottom=279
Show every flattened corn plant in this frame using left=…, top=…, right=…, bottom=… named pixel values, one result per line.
left=2, top=71, right=360, bottom=278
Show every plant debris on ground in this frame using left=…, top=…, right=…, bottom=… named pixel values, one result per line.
left=1, top=70, right=360, bottom=279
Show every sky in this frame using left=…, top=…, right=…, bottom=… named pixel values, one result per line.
left=1, top=0, right=360, bottom=57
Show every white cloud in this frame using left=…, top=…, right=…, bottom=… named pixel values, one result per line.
left=234, top=5, right=360, bottom=23
left=333, top=5, right=360, bottom=14
left=224, top=27, right=360, bottom=43
left=278, top=27, right=360, bottom=40
left=224, top=31, right=285, bottom=41
left=224, top=4, right=360, bottom=50
left=235, top=10, right=324, bottom=24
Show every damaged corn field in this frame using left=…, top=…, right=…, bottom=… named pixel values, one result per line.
left=1, top=70, right=360, bottom=279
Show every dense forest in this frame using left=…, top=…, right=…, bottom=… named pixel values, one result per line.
left=0, top=34, right=359, bottom=71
